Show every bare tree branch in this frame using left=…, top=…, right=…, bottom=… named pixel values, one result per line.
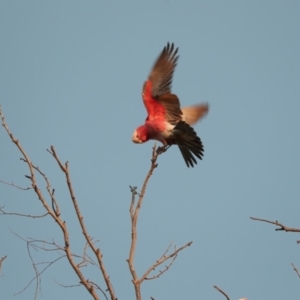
left=9, top=230, right=65, bottom=298
left=127, top=145, right=162, bottom=300
left=10, top=228, right=104, bottom=299
left=1, top=106, right=111, bottom=300
left=14, top=244, right=65, bottom=299
left=47, top=145, right=116, bottom=300
left=252, top=216, right=300, bottom=283
left=250, top=217, right=300, bottom=234
left=127, top=145, right=192, bottom=300
left=141, top=241, right=192, bottom=281
left=213, top=285, right=230, bottom=300
left=0, top=206, right=48, bottom=218
left=0, top=179, right=32, bottom=190
left=2, top=103, right=192, bottom=300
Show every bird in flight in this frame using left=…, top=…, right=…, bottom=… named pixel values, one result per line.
left=132, top=43, right=209, bottom=167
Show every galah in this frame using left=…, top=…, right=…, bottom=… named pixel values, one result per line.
left=132, top=43, right=209, bottom=167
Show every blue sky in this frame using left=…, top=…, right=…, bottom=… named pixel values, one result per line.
left=1, top=1, right=300, bottom=299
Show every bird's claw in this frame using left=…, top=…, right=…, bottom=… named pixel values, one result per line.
left=156, top=145, right=170, bottom=155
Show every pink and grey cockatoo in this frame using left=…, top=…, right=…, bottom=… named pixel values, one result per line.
left=132, top=43, right=209, bottom=167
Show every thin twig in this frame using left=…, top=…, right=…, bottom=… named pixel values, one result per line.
left=213, top=285, right=230, bottom=300
left=14, top=247, right=65, bottom=298
left=54, top=279, right=81, bottom=288
left=291, top=263, right=300, bottom=278
left=250, top=217, right=300, bottom=233
left=141, top=241, right=192, bottom=281
left=11, top=228, right=102, bottom=298
left=0, top=179, right=32, bottom=190
left=0, top=255, right=7, bottom=276
left=10, top=230, right=65, bottom=298
left=0, top=207, right=48, bottom=218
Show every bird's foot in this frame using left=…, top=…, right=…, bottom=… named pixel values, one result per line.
left=156, top=145, right=171, bottom=155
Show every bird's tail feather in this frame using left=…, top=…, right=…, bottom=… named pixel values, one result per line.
left=173, top=121, right=204, bottom=167
left=181, top=103, right=209, bottom=125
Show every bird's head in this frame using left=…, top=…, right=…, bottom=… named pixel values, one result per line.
left=132, top=126, right=149, bottom=144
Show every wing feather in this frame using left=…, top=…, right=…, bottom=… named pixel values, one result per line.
left=155, top=93, right=182, bottom=125
left=142, top=43, right=182, bottom=124
left=148, top=43, right=179, bottom=97
left=171, top=121, right=204, bottom=167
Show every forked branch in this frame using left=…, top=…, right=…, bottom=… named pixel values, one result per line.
left=252, top=216, right=300, bottom=282
left=251, top=217, right=300, bottom=244
left=250, top=217, right=300, bottom=233
left=0, top=106, right=115, bottom=300
left=140, top=241, right=192, bottom=281
left=127, top=145, right=192, bottom=300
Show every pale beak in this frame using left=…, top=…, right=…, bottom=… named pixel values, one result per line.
left=132, top=131, right=142, bottom=144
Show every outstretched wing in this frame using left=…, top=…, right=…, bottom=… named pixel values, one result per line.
left=142, top=43, right=182, bottom=125
left=148, top=42, right=179, bottom=97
